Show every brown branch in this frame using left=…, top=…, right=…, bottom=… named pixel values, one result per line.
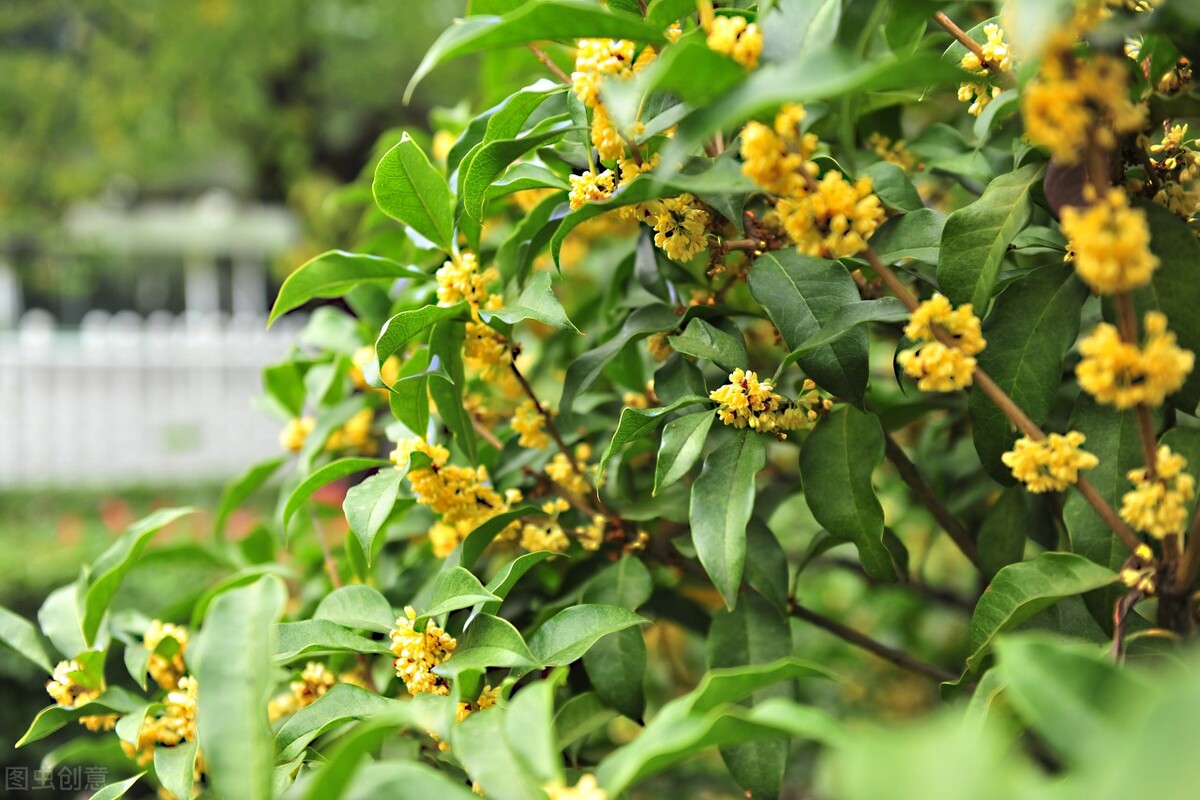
left=1111, top=591, right=1142, bottom=660
left=790, top=602, right=957, bottom=683
left=528, top=43, right=570, bottom=84
left=1115, top=292, right=1160, bottom=481
left=883, top=433, right=982, bottom=571
left=933, top=11, right=1001, bottom=74
left=1172, top=505, right=1200, bottom=594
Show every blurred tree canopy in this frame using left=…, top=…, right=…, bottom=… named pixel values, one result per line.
left=0, top=0, right=477, bottom=241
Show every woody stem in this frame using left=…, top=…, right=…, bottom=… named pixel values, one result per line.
left=1115, top=292, right=1160, bottom=481
left=527, top=43, right=570, bottom=84
left=932, top=11, right=1001, bottom=73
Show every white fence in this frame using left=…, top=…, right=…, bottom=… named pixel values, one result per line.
left=0, top=310, right=303, bottom=488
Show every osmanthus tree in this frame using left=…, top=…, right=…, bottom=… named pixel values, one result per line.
left=6, top=0, right=1200, bottom=797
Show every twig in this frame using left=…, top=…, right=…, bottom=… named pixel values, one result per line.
left=528, top=43, right=570, bottom=84
left=509, top=360, right=593, bottom=493
left=310, top=511, right=343, bottom=589
left=790, top=602, right=957, bottom=683
left=932, top=11, right=1001, bottom=73
left=883, top=433, right=982, bottom=571
left=1111, top=591, right=1142, bottom=660
left=1115, top=292, right=1160, bottom=481
left=637, top=0, right=647, bottom=14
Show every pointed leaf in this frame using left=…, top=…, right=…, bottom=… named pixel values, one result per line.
left=282, top=458, right=391, bottom=533
left=598, top=395, right=709, bottom=483
left=0, top=604, right=53, bottom=672
left=528, top=605, right=646, bottom=667
left=654, top=409, right=715, bottom=494
left=372, top=133, right=454, bottom=250
left=375, top=302, right=470, bottom=366
left=481, top=269, right=580, bottom=332
left=273, top=620, right=392, bottom=664
left=343, top=469, right=405, bottom=565
left=314, top=585, right=395, bottom=634
left=268, top=251, right=428, bottom=326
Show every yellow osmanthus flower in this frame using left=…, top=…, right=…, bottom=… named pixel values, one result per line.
left=709, top=370, right=828, bottom=434
left=279, top=416, right=314, bottom=453
left=455, top=684, right=501, bottom=725
left=545, top=774, right=608, bottom=800
left=155, top=675, right=199, bottom=747
left=268, top=662, right=338, bottom=721
left=144, top=619, right=188, bottom=691
left=464, top=320, right=512, bottom=383
left=652, top=194, right=710, bottom=262
left=739, top=104, right=819, bottom=196
left=1001, top=431, right=1100, bottom=492
left=867, top=132, right=916, bottom=174
left=591, top=104, right=626, bottom=162
left=572, top=39, right=636, bottom=108
left=1076, top=313, right=1194, bottom=409
left=576, top=514, right=607, bottom=551
left=436, top=250, right=499, bottom=319
left=390, top=606, right=456, bottom=696
left=326, top=408, right=378, bottom=455
left=46, top=659, right=100, bottom=709
left=569, top=169, right=617, bottom=210
left=1142, top=124, right=1200, bottom=222
left=512, top=399, right=550, bottom=449
left=1022, top=40, right=1147, bottom=165
left=1060, top=189, right=1158, bottom=293
left=776, top=171, right=885, bottom=258
left=546, top=443, right=593, bottom=497
left=1120, top=543, right=1157, bottom=595
left=706, top=15, right=762, bottom=70
left=1120, top=445, right=1196, bottom=539
left=897, top=294, right=986, bottom=392
left=957, top=24, right=1012, bottom=117
left=647, top=332, right=673, bottom=361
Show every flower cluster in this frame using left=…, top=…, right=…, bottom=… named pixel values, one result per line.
left=706, top=15, right=762, bottom=70
left=867, top=132, right=916, bottom=174
left=651, top=194, right=711, bottom=262
left=512, top=398, right=550, bottom=449
left=268, top=662, right=338, bottom=721
left=1139, top=124, right=1200, bottom=223
left=545, top=442, right=594, bottom=497
left=545, top=774, right=608, bottom=800
left=897, top=294, right=986, bottom=392
left=436, top=250, right=500, bottom=319
left=1120, top=445, right=1196, bottom=539
left=46, top=659, right=100, bottom=709
left=390, top=606, right=457, bottom=696
left=710, top=370, right=829, bottom=434
left=1119, top=543, right=1157, bottom=595
left=325, top=408, right=378, bottom=455
left=279, top=416, right=314, bottom=453
left=520, top=498, right=572, bottom=553
left=144, top=619, right=188, bottom=691
left=956, top=24, right=1013, bottom=116
left=569, top=168, right=617, bottom=210
left=392, top=437, right=523, bottom=558
left=1076, top=312, right=1194, bottom=409
left=740, top=104, right=884, bottom=258
left=1022, top=39, right=1146, bottom=165
left=1060, top=189, right=1158, bottom=294
left=1001, top=431, right=1100, bottom=492
left=120, top=676, right=201, bottom=767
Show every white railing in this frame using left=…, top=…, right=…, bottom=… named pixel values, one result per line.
left=0, top=310, right=304, bottom=488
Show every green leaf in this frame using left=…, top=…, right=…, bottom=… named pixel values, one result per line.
left=215, top=456, right=286, bottom=536
left=372, top=133, right=454, bottom=250
left=343, top=469, right=405, bottom=565
left=17, top=687, right=143, bottom=747
left=963, top=553, right=1117, bottom=675
left=435, top=613, right=538, bottom=677
left=708, top=590, right=793, bottom=799
left=598, top=395, right=710, bottom=484
left=668, top=318, right=748, bottom=373
left=528, top=605, right=647, bottom=667
left=448, top=78, right=564, bottom=174
left=483, top=551, right=560, bottom=604
left=375, top=302, right=470, bottom=366
left=495, top=191, right=566, bottom=284
left=154, top=739, right=199, bottom=800
left=862, top=161, right=923, bottom=213
left=462, top=119, right=576, bottom=223
left=273, top=620, right=392, bottom=664
left=453, top=705, right=546, bottom=800
left=39, top=582, right=88, bottom=660
left=937, top=163, right=1044, bottom=312
left=761, top=0, right=841, bottom=62
left=646, top=0, right=697, bottom=27
left=276, top=684, right=401, bottom=762
left=582, top=555, right=654, bottom=608
left=314, top=585, right=395, bottom=634
left=83, top=507, right=195, bottom=647
left=691, top=428, right=766, bottom=608
left=263, top=362, right=307, bottom=418
left=968, top=266, right=1088, bottom=483
left=749, top=252, right=869, bottom=404
left=505, top=682, right=561, bottom=784
left=387, top=348, right=438, bottom=433
left=654, top=409, right=715, bottom=495
left=429, top=321, right=479, bottom=464
left=407, top=0, right=664, bottom=100
left=775, top=297, right=910, bottom=379
left=995, top=635, right=1149, bottom=766
left=460, top=506, right=544, bottom=570
left=190, top=576, right=286, bottom=800
left=596, top=659, right=836, bottom=796
left=556, top=691, right=618, bottom=750
left=421, top=567, right=501, bottom=622
left=282, top=458, right=391, bottom=534
left=267, top=251, right=428, bottom=327
left=583, top=628, right=647, bottom=721
left=977, top=487, right=1030, bottom=578
left=0, top=604, right=53, bottom=672
left=799, top=407, right=894, bottom=581
left=745, top=519, right=790, bottom=614
left=869, top=207, right=946, bottom=263
left=481, top=269, right=580, bottom=332
left=1135, top=201, right=1200, bottom=413
left=560, top=303, right=682, bottom=421
left=301, top=710, right=421, bottom=800
left=189, top=565, right=292, bottom=628
left=88, top=774, right=145, bottom=800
